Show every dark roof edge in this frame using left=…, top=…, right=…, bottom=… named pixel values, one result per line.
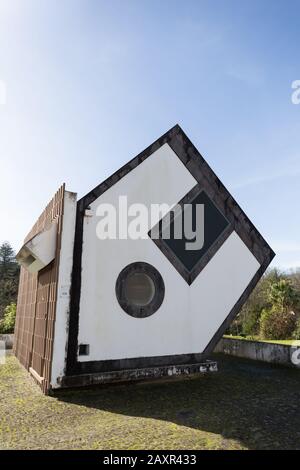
left=78, top=123, right=181, bottom=211
left=77, top=123, right=275, bottom=263
left=174, top=126, right=275, bottom=263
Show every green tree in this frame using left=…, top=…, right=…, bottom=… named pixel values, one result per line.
left=0, top=242, right=18, bottom=278
left=268, top=279, right=300, bottom=312
left=293, top=317, right=300, bottom=340
left=259, top=278, right=300, bottom=340
left=0, top=242, right=20, bottom=319
left=227, top=268, right=300, bottom=340
left=260, top=307, right=297, bottom=340
left=0, top=302, right=16, bottom=333
left=227, top=269, right=282, bottom=337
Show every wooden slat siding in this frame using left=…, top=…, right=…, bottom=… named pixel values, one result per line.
left=14, top=185, right=65, bottom=393
left=14, top=269, right=38, bottom=370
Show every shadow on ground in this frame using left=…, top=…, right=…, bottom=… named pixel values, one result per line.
left=56, top=354, right=300, bottom=450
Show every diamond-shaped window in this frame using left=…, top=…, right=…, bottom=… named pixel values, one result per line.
left=149, top=186, right=232, bottom=285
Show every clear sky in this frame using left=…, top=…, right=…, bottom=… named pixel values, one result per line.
left=0, top=0, right=299, bottom=269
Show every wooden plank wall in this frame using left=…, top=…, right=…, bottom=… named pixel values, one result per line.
left=14, top=185, right=65, bottom=393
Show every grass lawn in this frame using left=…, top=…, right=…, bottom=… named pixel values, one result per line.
left=223, top=335, right=299, bottom=346
left=0, top=353, right=300, bottom=450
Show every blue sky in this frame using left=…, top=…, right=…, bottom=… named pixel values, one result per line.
left=0, top=0, right=299, bottom=269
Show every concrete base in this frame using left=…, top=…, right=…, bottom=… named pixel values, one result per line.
left=58, top=360, right=218, bottom=389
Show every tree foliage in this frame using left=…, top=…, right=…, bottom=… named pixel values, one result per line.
left=227, top=268, right=300, bottom=340
left=259, top=307, right=297, bottom=340
left=293, top=317, right=300, bottom=340
left=0, top=242, right=20, bottom=320
left=0, top=242, right=16, bottom=277
left=0, top=302, right=16, bottom=334
left=268, top=279, right=300, bottom=311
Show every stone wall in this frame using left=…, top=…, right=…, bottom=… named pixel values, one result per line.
left=0, top=334, right=14, bottom=350
left=215, top=337, right=300, bottom=368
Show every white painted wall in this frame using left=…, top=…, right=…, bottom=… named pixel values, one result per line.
left=51, top=191, right=77, bottom=387
left=77, top=143, right=260, bottom=362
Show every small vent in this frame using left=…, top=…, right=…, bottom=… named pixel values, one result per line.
left=78, top=344, right=90, bottom=356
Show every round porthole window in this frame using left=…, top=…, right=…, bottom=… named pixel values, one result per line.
left=116, top=262, right=165, bottom=318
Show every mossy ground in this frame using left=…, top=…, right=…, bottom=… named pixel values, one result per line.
left=0, top=353, right=300, bottom=449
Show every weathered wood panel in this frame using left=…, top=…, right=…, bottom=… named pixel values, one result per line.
left=14, top=185, right=65, bottom=393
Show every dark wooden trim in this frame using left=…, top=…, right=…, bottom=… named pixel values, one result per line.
left=66, top=124, right=275, bottom=378
left=149, top=185, right=233, bottom=284
left=65, top=204, right=85, bottom=375
left=66, top=126, right=180, bottom=375
left=72, top=352, right=207, bottom=374
left=203, top=254, right=274, bottom=355
left=59, top=360, right=218, bottom=388
left=77, top=124, right=181, bottom=210
left=167, top=130, right=274, bottom=266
